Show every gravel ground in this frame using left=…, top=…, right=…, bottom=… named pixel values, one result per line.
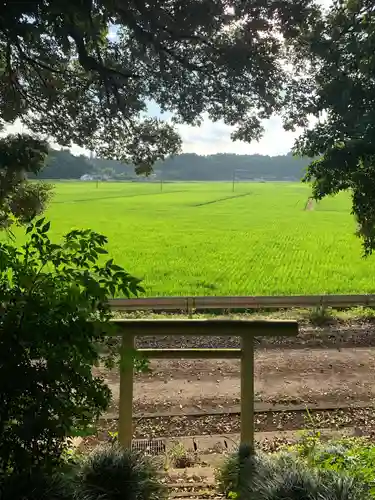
left=95, top=407, right=375, bottom=439
left=80, top=406, right=375, bottom=455
left=131, top=406, right=375, bottom=438
left=134, top=320, right=375, bottom=350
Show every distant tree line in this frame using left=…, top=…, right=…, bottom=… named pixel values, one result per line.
left=35, top=150, right=94, bottom=179
left=34, top=150, right=311, bottom=182
left=154, top=152, right=310, bottom=181
left=30, top=150, right=135, bottom=180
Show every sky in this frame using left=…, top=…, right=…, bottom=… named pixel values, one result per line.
left=175, top=115, right=301, bottom=157
left=143, top=101, right=304, bottom=157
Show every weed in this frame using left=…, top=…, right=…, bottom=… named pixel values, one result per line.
left=167, top=442, right=196, bottom=469
left=308, top=306, right=334, bottom=326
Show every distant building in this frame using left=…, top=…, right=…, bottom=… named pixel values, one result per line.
left=80, top=174, right=94, bottom=181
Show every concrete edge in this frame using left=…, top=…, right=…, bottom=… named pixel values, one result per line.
left=102, top=400, right=375, bottom=421
left=164, top=426, right=356, bottom=453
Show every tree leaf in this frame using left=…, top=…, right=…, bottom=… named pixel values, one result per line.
left=41, top=221, right=51, bottom=233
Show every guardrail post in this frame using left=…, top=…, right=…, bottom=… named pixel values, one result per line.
left=240, top=334, right=254, bottom=451
left=118, top=332, right=134, bottom=448
left=187, top=297, right=194, bottom=316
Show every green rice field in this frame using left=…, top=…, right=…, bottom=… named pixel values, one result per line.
left=24, top=181, right=375, bottom=296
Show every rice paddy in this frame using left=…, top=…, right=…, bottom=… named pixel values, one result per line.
left=28, top=181, right=375, bottom=296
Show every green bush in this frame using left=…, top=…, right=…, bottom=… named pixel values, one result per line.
left=216, top=447, right=368, bottom=500
left=251, top=464, right=367, bottom=500
left=76, top=444, right=167, bottom=500
left=289, top=433, right=375, bottom=498
left=0, top=220, right=143, bottom=476
left=0, top=469, right=74, bottom=500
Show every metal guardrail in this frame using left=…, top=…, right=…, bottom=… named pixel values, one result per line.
left=109, top=294, right=375, bottom=312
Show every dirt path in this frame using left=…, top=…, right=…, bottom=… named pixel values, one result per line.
left=95, top=346, right=375, bottom=415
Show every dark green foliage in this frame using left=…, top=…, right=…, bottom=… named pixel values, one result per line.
left=155, top=152, right=309, bottom=181
left=0, top=0, right=320, bottom=172
left=35, top=149, right=311, bottom=181
left=0, top=134, right=52, bottom=229
left=0, top=470, right=74, bottom=500
left=216, top=450, right=368, bottom=500
left=76, top=445, right=166, bottom=500
left=0, top=219, right=143, bottom=476
left=37, top=150, right=95, bottom=180
left=289, top=1, right=375, bottom=254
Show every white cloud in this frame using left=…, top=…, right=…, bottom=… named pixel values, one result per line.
left=175, top=116, right=302, bottom=156
left=149, top=104, right=304, bottom=157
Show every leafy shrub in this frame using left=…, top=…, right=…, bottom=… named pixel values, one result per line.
left=0, top=219, right=143, bottom=476
left=216, top=446, right=368, bottom=500
left=76, top=444, right=167, bottom=500
left=0, top=134, right=52, bottom=230
left=0, top=469, right=74, bottom=500
left=289, top=433, right=375, bottom=498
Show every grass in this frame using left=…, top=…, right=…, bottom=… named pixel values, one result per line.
left=15, top=180, right=375, bottom=297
